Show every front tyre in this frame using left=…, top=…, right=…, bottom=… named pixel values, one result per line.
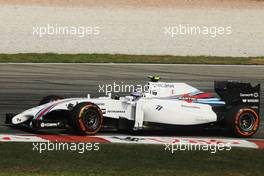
left=226, top=106, right=260, bottom=137
left=70, top=102, right=103, bottom=135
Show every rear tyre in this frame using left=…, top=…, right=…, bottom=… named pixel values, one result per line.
left=225, top=105, right=260, bottom=137
left=69, top=102, right=103, bottom=135
left=39, top=95, right=63, bottom=105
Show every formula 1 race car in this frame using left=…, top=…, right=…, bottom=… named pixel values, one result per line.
left=5, top=76, right=261, bottom=137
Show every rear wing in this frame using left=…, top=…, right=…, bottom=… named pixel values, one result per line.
left=215, top=81, right=260, bottom=114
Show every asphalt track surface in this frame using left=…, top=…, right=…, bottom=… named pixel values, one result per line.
left=1, top=5, right=264, bottom=57
left=0, top=64, right=263, bottom=139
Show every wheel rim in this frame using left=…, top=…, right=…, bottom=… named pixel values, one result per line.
left=238, top=112, right=256, bottom=132
left=82, top=108, right=100, bottom=131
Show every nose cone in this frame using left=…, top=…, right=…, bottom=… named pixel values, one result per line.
left=11, top=114, right=31, bottom=124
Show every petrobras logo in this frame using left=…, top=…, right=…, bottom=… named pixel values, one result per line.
left=178, top=97, right=197, bottom=101
left=181, top=104, right=200, bottom=109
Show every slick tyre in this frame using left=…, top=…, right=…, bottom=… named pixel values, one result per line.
left=225, top=105, right=260, bottom=137
left=39, top=95, right=63, bottom=105
left=69, top=102, right=103, bottom=135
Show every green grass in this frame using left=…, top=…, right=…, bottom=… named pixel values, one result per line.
left=0, top=143, right=263, bottom=176
left=0, top=53, right=264, bottom=64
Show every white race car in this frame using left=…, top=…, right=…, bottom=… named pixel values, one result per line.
left=6, top=76, right=261, bottom=137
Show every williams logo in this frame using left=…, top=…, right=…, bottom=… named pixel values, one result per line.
left=155, top=105, right=163, bottom=111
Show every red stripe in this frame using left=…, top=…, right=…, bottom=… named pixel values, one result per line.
left=183, top=93, right=212, bottom=99
left=38, top=135, right=110, bottom=143
left=249, top=140, right=264, bottom=149
left=36, top=104, right=55, bottom=121
left=191, top=93, right=212, bottom=99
